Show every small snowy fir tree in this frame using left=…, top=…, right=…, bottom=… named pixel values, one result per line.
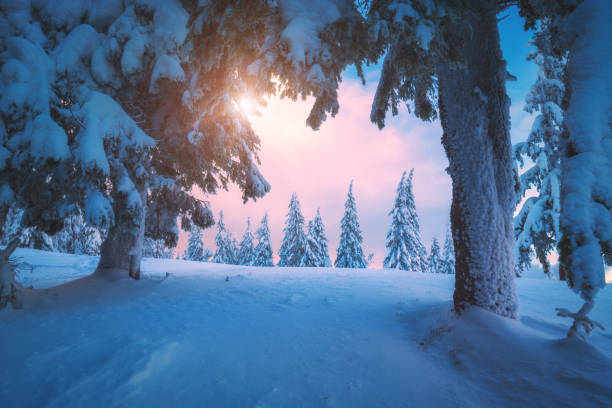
left=302, top=220, right=322, bottom=267
left=237, top=218, right=256, bottom=266
left=229, top=236, right=240, bottom=265
left=442, top=225, right=456, bottom=275
left=52, top=212, right=101, bottom=256
left=311, top=208, right=332, bottom=267
left=183, top=225, right=206, bottom=261
left=21, top=229, right=54, bottom=252
left=367, top=253, right=375, bottom=266
left=335, top=181, right=367, bottom=268
left=253, top=213, right=274, bottom=267
left=212, top=212, right=235, bottom=265
left=513, top=19, right=564, bottom=278
left=383, top=171, right=428, bottom=273
left=428, top=238, right=443, bottom=274
left=143, top=237, right=173, bottom=259
left=202, top=248, right=213, bottom=262
left=278, top=193, right=307, bottom=267
left=0, top=208, right=23, bottom=246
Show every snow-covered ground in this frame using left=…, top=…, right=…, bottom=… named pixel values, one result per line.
left=1, top=249, right=611, bottom=407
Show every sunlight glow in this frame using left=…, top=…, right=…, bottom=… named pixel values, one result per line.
left=239, top=98, right=254, bottom=115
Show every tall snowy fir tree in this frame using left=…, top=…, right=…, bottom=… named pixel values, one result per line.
left=513, top=19, right=564, bottom=278
left=278, top=193, right=306, bottom=267
left=237, top=218, right=255, bottom=266
left=518, top=0, right=612, bottom=337
left=229, top=237, right=240, bottom=266
left=335, top=181, right=367, bottom=269
left=302, top=220, right=322, bottom=267
left=442, top=225, right=455, bottom=275
left=253, top=213, right=274, bottom=267
left=183, top=225, right=206, bottom=262
left=383, top=171, right=428, bottom=273
left=212, top=212, right=236, bottom=265
left=0, top=0, right=286, bottom=305
left=428, top=238, right=443, bottom=274
left=311, top=208, right=332, bottom=267
left=365, top=1, right=520, bottom=317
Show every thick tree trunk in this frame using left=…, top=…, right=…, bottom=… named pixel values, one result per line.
left=95, top=188, right=146, bottom=280
left=437, top=1, right=519, bottom=318
left=0, top=238, right=22, bottom=309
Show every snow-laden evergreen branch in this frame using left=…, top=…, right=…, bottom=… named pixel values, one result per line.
left=556, top=300, right=605, bottom=340
left=335, top=181, right=367, bottom=268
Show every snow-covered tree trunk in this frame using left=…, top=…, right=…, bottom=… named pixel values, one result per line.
left=95, top=187, right=147, bottom=280
left=437, top=2, right=518, bottom=318
left=0, top=238, right=21, bottom=309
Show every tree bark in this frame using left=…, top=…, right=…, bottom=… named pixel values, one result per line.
left=558, top=263, right=566, bottom=281
left=437, top=1, right=519, bottom=318
left=95, top=188, right=146, bottom=280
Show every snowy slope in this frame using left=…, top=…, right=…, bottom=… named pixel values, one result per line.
left=1, top=249, right=611, bottom=407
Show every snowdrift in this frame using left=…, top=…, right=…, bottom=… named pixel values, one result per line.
left=1, top=249, right=611, bottom=407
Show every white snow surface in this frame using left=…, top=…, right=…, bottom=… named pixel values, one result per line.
left=2, top=249, right=612, bottom=407
left=279, top=0, right=344, bottom=67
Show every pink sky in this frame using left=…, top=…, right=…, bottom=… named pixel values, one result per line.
left=178, top=79, right=452, bottom=267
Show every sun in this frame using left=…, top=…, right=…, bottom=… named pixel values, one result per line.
left=239, top=97, right=254, bottom=114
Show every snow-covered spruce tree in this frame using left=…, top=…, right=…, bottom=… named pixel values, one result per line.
left=202, top=248, right=213, bottom=262
left=520, top=0, right=612, bottom=338
left=335, top=181, right=367, bottom=268
left=0, top=1, right=274, bottom=295
left=366, top=1, right=519, bottom=317
left=0, top=2, right=80, bottom=304
left=311, top=208, right=332, bottom=267
left=21, top=229, right=54, bottom=252
left=183, top=225, right=206, bottom=261
left=142, top=237, right=173, bottom=259
left=303, top=220, right=322, bottom=267
left=253, top=213, right=274, bottom=267
left=513, top=19, right=565, bottom=278
left=428, top=238, right=443, bottom=274
left=237, top=218, right=256, bottom=266
left=230, top=236, right=240, bottom=265
left=442, top=224, right=455, bottom=275
left=278, top=193, right=307, bottom=267
left=0, top=2, right=179, bottom=281
left=89, top=1, right=272, bottom=279
left=52, top=212, right=102, bottom=256
left=0, top=208, right=22, bottom=247
left=212, top=212, right=237, bottom=265
left=383, top=170, right=428, bottom=272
